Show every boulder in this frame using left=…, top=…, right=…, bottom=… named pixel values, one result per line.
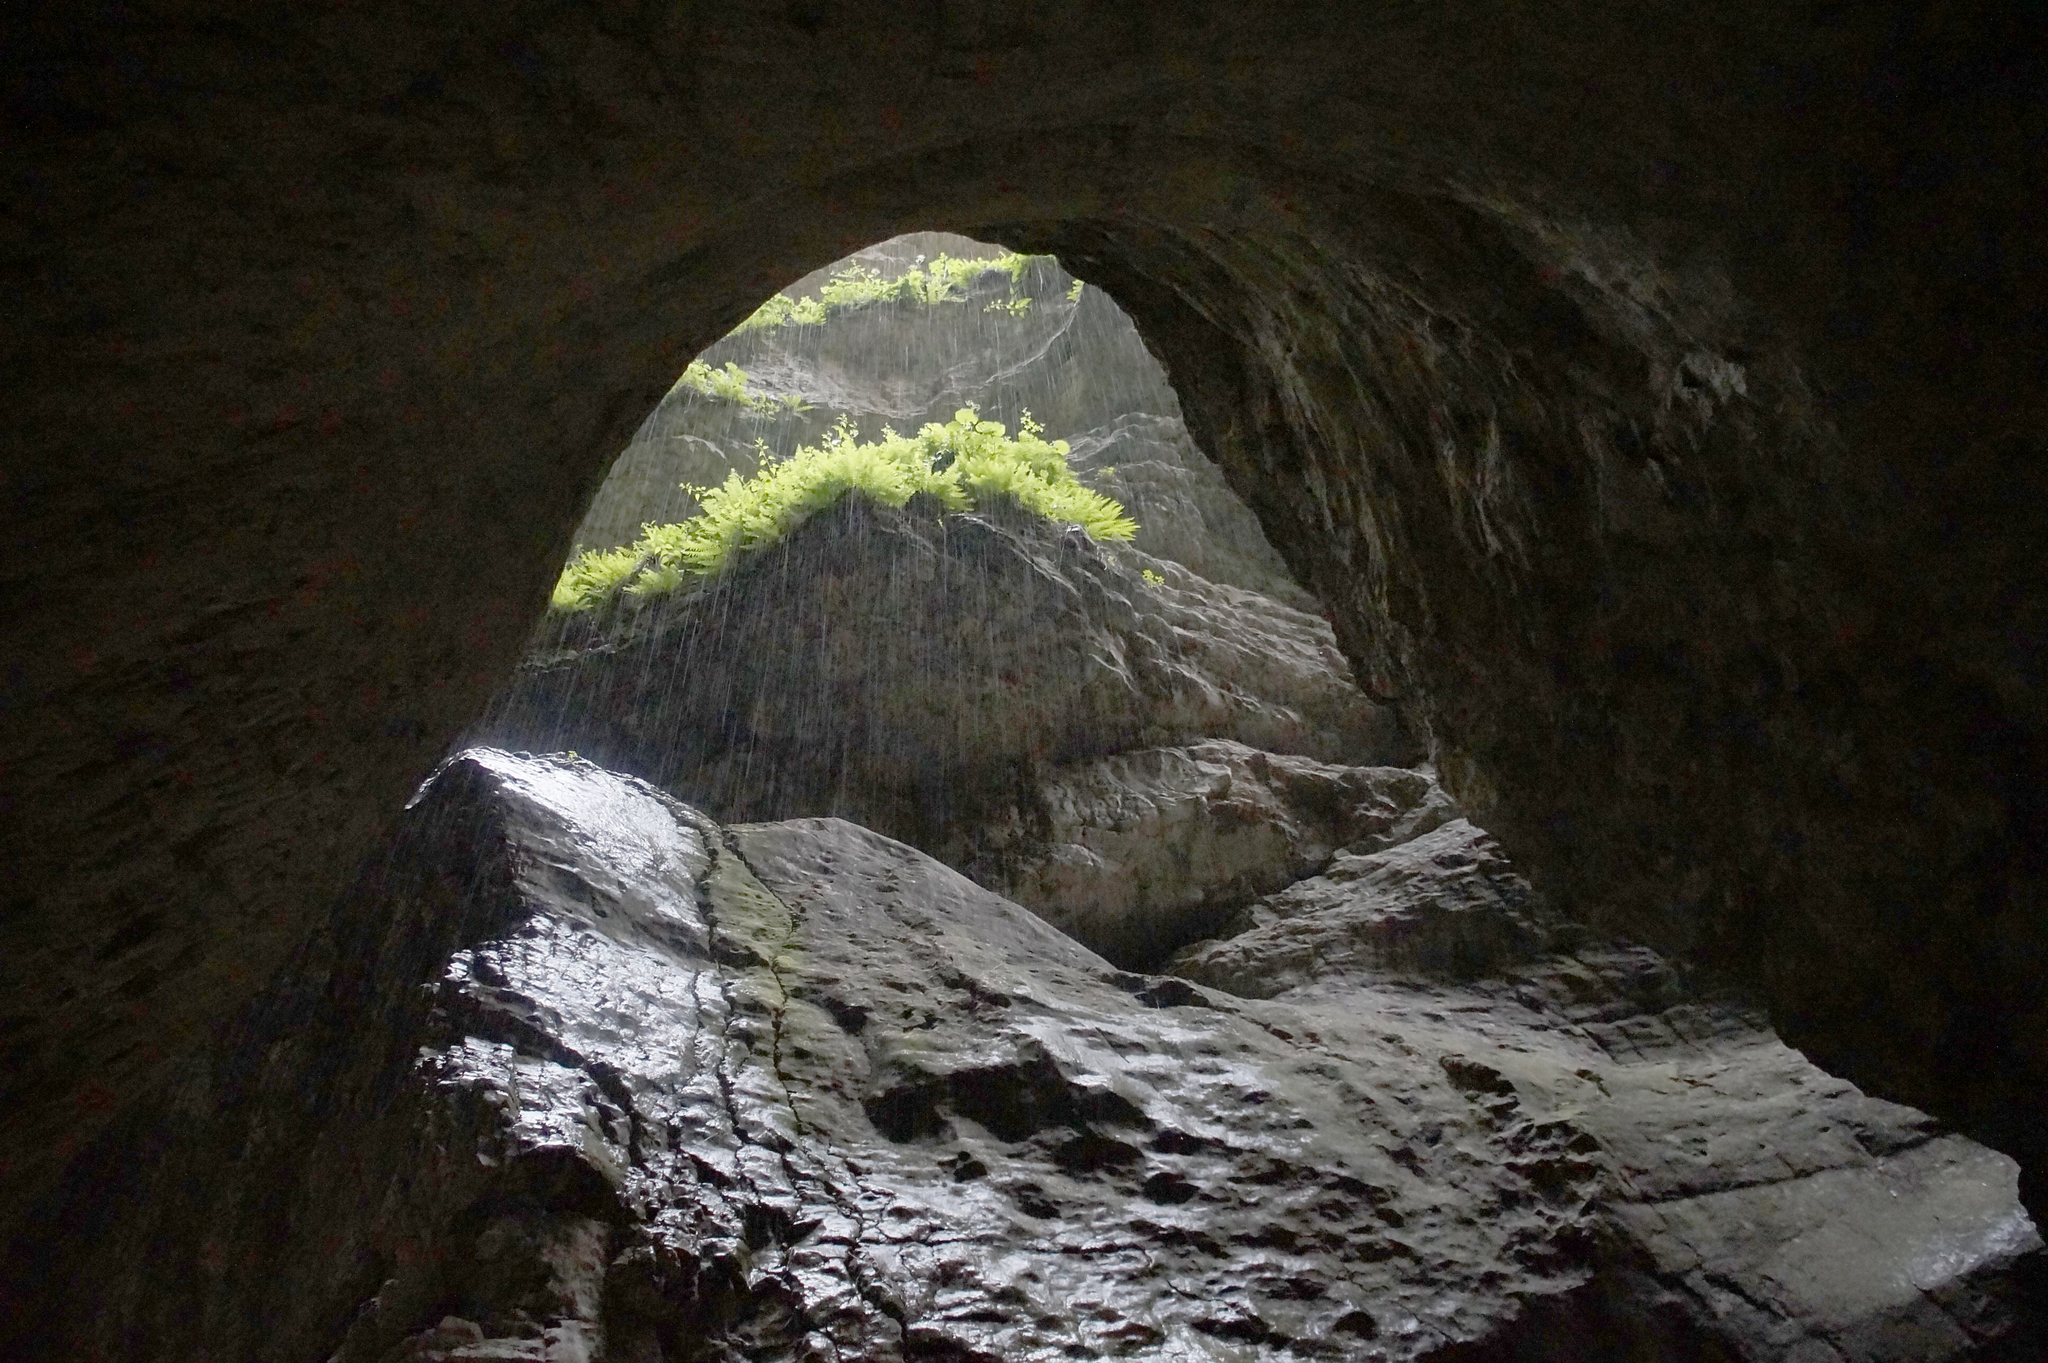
left=1167, top=817, right=1548, bottom=995
left=968, top=738, right=1458, bottom=968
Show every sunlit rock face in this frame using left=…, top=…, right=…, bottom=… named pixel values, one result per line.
left=479, top=496, right=1410, bottom=867
left=37, top=752, right=2038, bottom=1360
left=576, top=233, right=1317, bottom=610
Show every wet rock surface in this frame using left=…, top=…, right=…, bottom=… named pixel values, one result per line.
left=479, top=497, right=1409, bottom=861
left=38, top=750, right=2038, bottom=1360
left=969, top=740, right=1457, bottom=970
left=1167, top=819, right=1547, bottom=997
left=484, top=229, right=1431, bottom=1001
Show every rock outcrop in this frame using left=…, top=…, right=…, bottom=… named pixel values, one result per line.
left=36, top=750, right=2038, bottom=1361
left=433, top=223, right=2048, bottom=1363
left=481, top=496, right=1410, bottom=865
left=967, top=740, right=1457, bottom=969
left=489, top=233, right=1407, bottom=975
left=1167, top=818, right=1547, bottom=996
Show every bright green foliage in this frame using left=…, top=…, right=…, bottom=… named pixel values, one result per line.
left=674, top=359, right=812, bottom=415
left=1066, top=278, right=1085, bottom=301
left=550, top=541, right=659, bottom=611
left=1141, top=568, right=1166, bottom=587
left=550, top=408, right=1137, bottom=611
left=736, top=293, right=830, bottom=330
left=985, top=296, right=1033, bottom=316
left=736, top=252, right=1039, bottom=332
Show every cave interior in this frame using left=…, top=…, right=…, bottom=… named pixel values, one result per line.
left=3, top=3, right=2045, bottom=1358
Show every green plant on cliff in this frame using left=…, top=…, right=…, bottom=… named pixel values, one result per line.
left=735, top=252, right=1039, bottom=332
left=673, top=359, right=812, bottom=415
left=549, top=408, right=1137, bottom=611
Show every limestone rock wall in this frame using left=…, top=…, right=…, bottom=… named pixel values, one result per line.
left=966, top=740, right=1458, bottom=970
left=491, top=241, right=1412, bottom=976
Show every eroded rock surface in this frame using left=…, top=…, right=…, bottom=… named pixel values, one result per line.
left=480, top=498, right=1409, bottom=857
left=968, top=740, right=1457, bottom=969
left=14, top=8, right=2047, bottom=1304
left=40, top=750, right=2037, bottom=1361
left=1168, top=819, right=1547, bottom=996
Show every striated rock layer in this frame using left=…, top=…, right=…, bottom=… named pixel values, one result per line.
left=33, top=750, right=2039, bottom=1361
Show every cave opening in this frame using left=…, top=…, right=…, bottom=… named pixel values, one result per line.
left=476, top=229, right=1408, bottom=972
left=10, top=7, right=2046, bottom=1348
left=332, top=222, right=2042, bottom=1359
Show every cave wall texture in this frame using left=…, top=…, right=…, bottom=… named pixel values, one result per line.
left=3, top=0, right=2043, bottom=1323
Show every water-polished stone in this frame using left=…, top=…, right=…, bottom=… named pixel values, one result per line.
left=49, top=751, right=2032, bottom=1360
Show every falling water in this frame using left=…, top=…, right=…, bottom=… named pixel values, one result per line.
left=476, top=231, right=1321, bottom=843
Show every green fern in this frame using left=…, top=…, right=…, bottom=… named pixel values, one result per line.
left=550, top=407, right=1137, bottom=612
left=737, top=293, right=829, bottom=329
left=736, top=252, right=1042, bottom=333
left=673, top=359, right=811, bottom=415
